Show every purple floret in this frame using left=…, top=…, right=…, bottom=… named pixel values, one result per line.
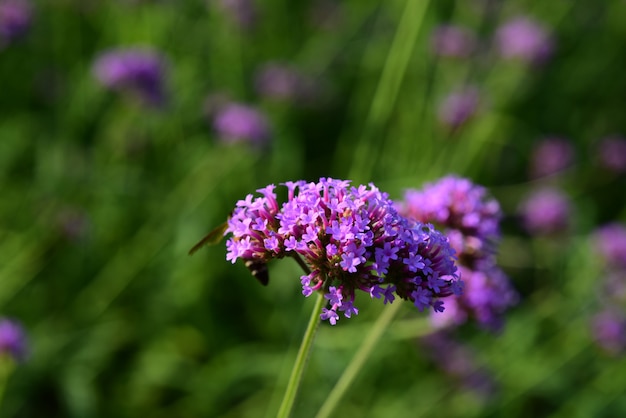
left=593, top=223, right=626, bottom=270
left=519, top=187, right=570, bottom=236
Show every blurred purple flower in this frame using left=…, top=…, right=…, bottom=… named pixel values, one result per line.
left=0, top=318, right=27, bottom=362
left=218, top=0, right=256, bottom=30
left=438, top=87, right=480, bottom=129
left=591, top=309, right=626, bottom=356
left=420, top=331, right=497, bottom=399
left=212, top=102, right=271, bottom=145
left=93, top=48, right=168, bottom=107
left=529, top=137, right=575, bottom=179
left=431, top=264, right=518, bottom=331
left=0, top=0, right=31, bottom=47
left=597, top=136, right=626, bottom=174
left=254, top=62, right=318, bottom=104
left=519, top=188, right=571, bottom=235
left=400, top=176, right=517, bottom=331
left=495, top=16, right=553, bottom=64
left=593, top=223, right=626, bottom=270
left=431, top=25, right=476, bottom=58
left=223, top=178, right=461, bottom=324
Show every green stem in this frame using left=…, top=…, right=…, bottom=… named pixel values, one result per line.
left=276, top=291, right=326, bottom=418
left=315, top=301, right=403, bottom=418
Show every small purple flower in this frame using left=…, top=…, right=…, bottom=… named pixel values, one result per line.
left=597, top=136, right=626, bottom=174
left=430, top=25, right=476, bottom=58
left=529, top=137, right=575, bottom=179
left=593, top=223, right=626, bottom=270
left=223, top=178, right=461, bottom=324
left=0, top=318, right=27, bottom=362
left=420, top=331, right=497, bottom=399
left=93, top=48, right=168, bottom=107
left=519, top=188, right=571, bottom=235
left=0, top=0, right=31, bottom=48
left=212, top=102, right=271, bottom=146
left=495, top=16, right=553, bottom=64
left=438, top=87, right=480, bottom=129
left=591, top=309, right=626, bottom=356
left=254, top=62, right=317, bottom=104
left=218, top=0, right=257, bottom=30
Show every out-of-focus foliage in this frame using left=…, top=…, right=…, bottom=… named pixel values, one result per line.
left=1, top=0, right=626, bottom=417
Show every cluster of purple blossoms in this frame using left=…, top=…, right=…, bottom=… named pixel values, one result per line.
left=217, top=0, right=257, bottom=30
left=438, top=87, right=480, bottom=130
left=420, top=331, right=497, bottom=399
left=0, top=0, right=31, bottom=48
left=399, top=176, right=517, bottom=331
left=92, top=48, right=168, bottom=107
left=430, top=25, right=477, bottom=58
left=518, top=187, right=571, bottom=236
left=254, top=62, right=318, bottom=104
left=0, top=318, right=27, bottom=362
left=224, top=178, right=461, bottom=324
left=593, top=223, right=626, bottom=270
left=495, top=16, right=553, bottom=65
left=596, top=136, right=626, bottom=174
left=212, top=102, right=271, bottom=146
left=589, top=223, right=626, bottom=355
left=529, top=137, right=575, bottom=179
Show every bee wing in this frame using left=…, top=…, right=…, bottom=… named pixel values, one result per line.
left=188, top=222, right=228, bottom=255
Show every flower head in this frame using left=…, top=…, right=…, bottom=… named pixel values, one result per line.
left=495, top=16, right=553, bottom=64
left=519, top=187, right=571, bottom=235
left=254, top=62, right=317, bottom=104
left=212, top=102, right=271, bottom=146
left=401, top=176, right=502, bottom=258
left=593, top=223, right=626, bottom=270
left=430, top=25, right=476, bottom=58
left=225, top=178, right=461, bottom=324
left=597, top=136, right=626, bottom=174
left=0, top=318, right=27, bottom=362
left=0, top=0, right=31, bottom=48
left=529, top=137, right=575, bottom=179
left=399, top=176, right=516, bottom=331
left=591, top=309, right=626, bottom=356
left=93, top=48, right=168, bottom=107
left=438, top=87, right=480, bottom=129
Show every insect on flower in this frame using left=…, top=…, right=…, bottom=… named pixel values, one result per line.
left=189, top=220, right=270, bottom=286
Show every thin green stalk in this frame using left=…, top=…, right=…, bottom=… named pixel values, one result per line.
left=276, top=291, right=326, bottom=418
left=315, top=302, right=402, bottom=418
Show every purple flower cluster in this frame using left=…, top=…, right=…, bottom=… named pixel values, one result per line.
left=254, top=62, right=317, bottom=104
left=0, top=318, right=27, bottom=362
left=0, top=0, right=31, bottom=48
left=399, top=176, right=517, bottom=331
left=518, top=188, right=571, bottom=236
left=529, top=137, right=575, bottom=179
left=597, top=136, right=626, bottom=174
left=93, top=48, right=168, bottom=107
left=420, top=331, right=497, bottom=399
left=438, top=87, right=480, bottom=129
left=212, top=102, right=271, bottom=146
left=224, top=178, right=461, bottom=324
left=591, top=309, right=626, bottom=356
left=495, top=16, right=553, bottom=64
left=594, top=223, right=626, bottom=272
left=430, top=25, right=476, bottom=58
left=589, top=223, right=626, bottom=355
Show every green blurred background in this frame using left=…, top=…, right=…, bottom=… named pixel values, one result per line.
left=1, top=0, right=626, bottom=417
